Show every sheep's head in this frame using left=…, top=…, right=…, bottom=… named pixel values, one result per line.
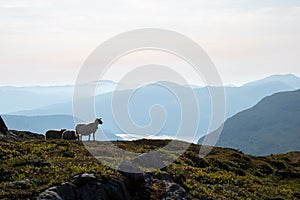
left=60, top=129, right=66, bottom=133
left=97, top=118, right=103, bottom=125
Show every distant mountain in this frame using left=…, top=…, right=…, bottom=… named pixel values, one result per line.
left=198, top=89, right=300, bottom=156
left=243, top=74, right=300, bottom=89
left=8, top=74, right=300, bottom=142
left=0, top=86, right=72, bottom=114
left=0, top=80, right=117, bottom=114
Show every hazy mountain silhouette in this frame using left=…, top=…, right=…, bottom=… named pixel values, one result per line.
left=0, top=81, right=117, bottom=114
left=198, top=89, right=300, bottom=156
left=242, top=74, right=300, bottom=89
left=6, top=74, right=300, bottom=142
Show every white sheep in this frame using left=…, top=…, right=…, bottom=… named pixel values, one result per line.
left=75, top=118, right=103, bottom=141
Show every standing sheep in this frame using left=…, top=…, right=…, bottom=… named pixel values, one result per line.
left=45, top=129, right=66, bottom=140
left=62, top=130, right=79, bottom=140
left=75, top=118, right=103, bottom=141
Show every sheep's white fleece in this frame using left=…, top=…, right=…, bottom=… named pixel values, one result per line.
left=75, top=119, right=100, bottom=136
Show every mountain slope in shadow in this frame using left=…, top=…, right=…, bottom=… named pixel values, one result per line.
left=199, top=89, right=300, bottom=156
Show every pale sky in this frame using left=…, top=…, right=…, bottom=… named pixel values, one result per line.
left=0, top=0, right=300, bottom=86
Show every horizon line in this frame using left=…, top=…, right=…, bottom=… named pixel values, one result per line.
left=0, top=73, right=298, bottom=88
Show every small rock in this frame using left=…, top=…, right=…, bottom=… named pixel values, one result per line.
left=74, top=173, right=97, bottom=186
left=9, top=179, right=32, bottom=189
left=133, top=151, right=165, bottom=169
left=162, top=180, right=191, bottom=200
left=38, top=190, right=62, bottom=200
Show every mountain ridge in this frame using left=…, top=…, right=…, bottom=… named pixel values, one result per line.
left=2, top=74, right=300, bottom=143
left=198, top=89, right=300, bottom=155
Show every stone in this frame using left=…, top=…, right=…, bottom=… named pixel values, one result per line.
left=74, top=173, right=97, bottom=186
left=56, top=182, right=76, bottom=200
left=0, top=116, right=8, bottom=135
left=38, top=190, right=62, bottom=200
left=118, top=161, right=145, bottom=191
left=133, top=151, right=165, bottom=169
left=104, top=179, right=129, bottom=200
left=162, top=180, right=191, bottom=200
left=9, top=179, right=32, bottom=189
left=38, top=183, right=76, bottom=200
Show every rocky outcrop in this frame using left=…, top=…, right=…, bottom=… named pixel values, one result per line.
left=0, top=117, right=43, bottom=140
left=38, top=173, right=130, bottom=200
left=0, top=116, right=18, bottom=140
left=38, top=169, right=192, bottom=200
left=0, top=116, right=8, bottom=135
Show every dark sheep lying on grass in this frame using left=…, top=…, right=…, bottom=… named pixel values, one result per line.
left=45, top=129, right=66, bottom=140
left=62, top=130, right=79, bottom=140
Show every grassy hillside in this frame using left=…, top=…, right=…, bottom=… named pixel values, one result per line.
left=1, top=136, right=300, bottom=199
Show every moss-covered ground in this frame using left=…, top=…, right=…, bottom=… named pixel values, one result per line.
left=0, top=136, right=300, bottom=199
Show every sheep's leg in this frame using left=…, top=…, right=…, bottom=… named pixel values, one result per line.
left=93, top=133, right=95, bottom=141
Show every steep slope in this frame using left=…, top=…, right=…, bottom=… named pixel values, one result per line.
left=199, top=89, right=300, bottom=156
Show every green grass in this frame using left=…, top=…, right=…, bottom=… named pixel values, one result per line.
left=0, top=137, right=300, bottom=199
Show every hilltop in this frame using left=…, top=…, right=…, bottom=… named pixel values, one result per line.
left=0, top=134, right=300, bottom=200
